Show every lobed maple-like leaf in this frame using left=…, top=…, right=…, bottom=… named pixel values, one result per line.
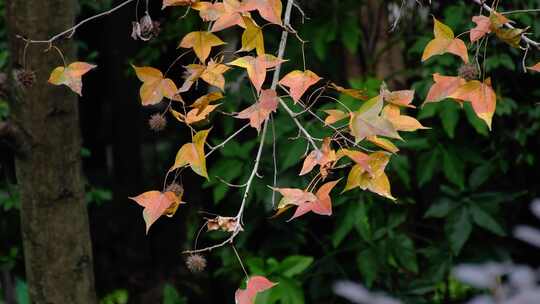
left=279, top=70, right=321, bottom=104
left=470, top=15, right=491, bottom=42
left=239, top=16, right=265, bottom=56
left=170, top=129, right=211, bottom=178
left=178, top=31, right=225, bottom=63
left=449, top=78, right=496, bottom=129
left=132, top=65, right=180, bottom=105
left=382, top=104, right=428, bottom=132
left=273, top=180, right=340, bottom=220
left=343, top=151, right=395, bottom=200
left=235, top=276, right=277, bottom=304
left=193, top=0, right=247, bottom=32
left=300, top=137, right=336, bottom=178
left=349, top=96, right=400, bottom=142
left=180, top=60, right=230, bottom=92
left=240, top=0, right=282, bottom=25
left=235, top=89, right=279, bottom=131
left=129, top=191, right=182, bottom=234
left=424, top=73, right=467, bottom=104
left=228, top=54, right=286, bottom=93
left=422, top=17, right=469, bottom=63
left=48, top=61, right=96, bottom=96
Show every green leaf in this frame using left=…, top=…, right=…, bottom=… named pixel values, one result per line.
left=445, top=207, right=472, bottom=255
left=162, top=284, right=187, bottom=304
left=355, top=202, right=372, bottom=242
left=424, top=198, right=458, bottom=218
left=275, top=256, right=314, bottom=278
left=470, top=204, right=506, bottom=236
left=256, top=276, right=304, bottom=304
left=357, top=248, right=378, bottom=288
left=15, top=278, right=29, bottom=304
left=340, top=15, right=361, bottom=53
left=333, top=203, right=360, bottom=247
left=442, top=148, right=465, bottom=190
left=439, top=101, right=460, bottom=138
left=464, top=103, right=489, bottom=136
left=468, top=163, right=494, bottom=189
left=417, top=150, right=440, bottom=187
left=392, top=234, right=418, bottom=273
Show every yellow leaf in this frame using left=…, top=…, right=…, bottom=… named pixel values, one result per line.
left=240, top=16, right=265, bottom=56
left=178, top=31, right=225, bottom=63
left=422, top=17, right=469, bottom=63
left=132, top=65, right=180, bottom=105
left=342, top=151, right=394, bottom=200
left=330, top=83, right=368, bottom=100
left=48, top=61, right=96, bottom=96
left=367, top=136, right=399, bottom=154
left=170, top=129, right=211, bottom=178
left=382, top=105, right=428, bottom=132
left=323, top=109, right=348, bottom=125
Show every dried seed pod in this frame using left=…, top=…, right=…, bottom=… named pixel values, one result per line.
left=148, top=114, right=167, bottom=132
left=185, top=254, right=207, bottom=273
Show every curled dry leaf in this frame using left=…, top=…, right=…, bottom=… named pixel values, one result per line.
left=422, top=17, right=469, bottom=63
left=330, top=83, right=368, bottom=100
left=206, top=216, right=239, bottom=232
left=228, top=54, right=286, bottom=93
left=300, top=137, right=336, bottom=178
left=129, top=190, right=183, bottom=234
left=178, top=31, right=225, bottom=63
left=132, top=65, right=181, bottom=105
left=235, top=276, right=277, bottom=304
left=162, top=0, right=197, bottom=9
left=279, top=70, right=321, bottom=103
left=170, top=129, right=211, bottom=178
left=48, top=61, right=96, bottom=96
left=235, top=89, right=279, bottom=131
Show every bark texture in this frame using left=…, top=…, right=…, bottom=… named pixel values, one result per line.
left=5, top=0, right=97, bottom=303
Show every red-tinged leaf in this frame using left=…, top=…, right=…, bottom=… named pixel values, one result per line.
left=422, top=17, right=469, bottom=63
left=241, top=0, right=282, bottom=25
left=424, top=73, right=467, bottom=104
left=239, top=16, right=265, bottom=56
left=449, top=79, right=496, bottom=129
left=129, top=191, right=181, bottom=234
left=323, top=109, right=348, bottom=125
left=48, top=61, right=96, bottom=96
left=289, top=180, right=340, bottom=220
left=349, top=96, right=401, bottom=142
left=228, top=55, right=286, bottom=93
left=193, top=0, right=246, bottom=32
left=178, top=31, right=225, bottom=63
left=338, top=149, right=371, bottom=173
left=528, top=62, right=540, bottom=72
left=235, top=89, right=278, bottom=131
left=279, top=70, right=321, bottom=103
left=299, top=138, right=336, bottom=177
left=235, top=276, right=277, bottom=304
left=470, top=15, right=491, bottom=42
left=382, top=104, right=428, bottom=132
left=273, top=187, right=317, bottom=209
left=162, top=0, right=196, bottom=9
left=132, top=65, right=181, bottom=105
left=170, top=129, right=211, bottom=178
left=381, top=88, right=415, bottom=108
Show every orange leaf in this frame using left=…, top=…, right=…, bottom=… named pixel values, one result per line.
left=299, top=137, right=336, bottom=177
left=48, top=61, right=96, bottom=96
left=228, top=55, right=286, bottom=92
left=323, top=109, right=348, bottom=125
left=170, top=129, right=211, bottom=178
left=527, top=62, right=540, bottom=72
left=382, top=104, right=428, bottom=132
left=193, top=1, right=247, bottom=32
left=279, top=70, right=321, bottom=103
left=424, top=73, right=466, bottom=104
left=241, top=0, right=282, bottom=25
left=422, top=17, right=469, bottom=63
left=236, top=89, right=278, bottom=131
left=180, top=60, right=230, bottom=92
left=330, top=83, right=368, bottom=100
left=235, top=276, right=277, bottom=304
left=132, top=65, right=180, bottom=105
left=178, top=31, right=225, bottom=63
left=381, top=88, right=415, bottom=108
left=470, top=15, right=491, bottom=42
left=449, top=79, right=496, bottom=129
left=129, top=191, right=181, bottom=234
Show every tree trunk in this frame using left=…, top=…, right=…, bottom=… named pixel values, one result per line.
left=5, top=0, right=97, bottom=303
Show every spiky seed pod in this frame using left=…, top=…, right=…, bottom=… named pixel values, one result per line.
left=458, top=64, right=479, bottom=81
left=186, top=254, right=207, bottom=273
left=165, top=183, right=184, bottom=197
left=14, top=69, right=36, bottom=88
left=148, top=114, right=167, bottom=132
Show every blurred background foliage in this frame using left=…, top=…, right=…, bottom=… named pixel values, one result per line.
left=1, top=0, right=540, bottom=303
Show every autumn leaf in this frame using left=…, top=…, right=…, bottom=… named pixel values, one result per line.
left=235, top=276, right=277, bottom=304
left=239, top=16, right=265, bottom=56
left=162, top=0, right=196, bottom=9
left=170, top=129, right=211, bottom=178
left=191, top=92, right=224, bottom=115
left=178, top=31, right=225, bottom=63
left=192, top=0, right=246, bottom=32
left=367, top=136, right=399, bottom=154
left=382, top=104, right=428, bottom=132
left=349, top=96, right=400, bottom=142
left=528, top=62, right=540, bottom=72
left=48, top=61, right=96, bottom=96
left=330, top=83, right=368, bottom=100
left=235, top=89, right=278, bottom=131
left=300, top=137, right=336, bottom=178
left=470, top=15, right=491, bottom=42
left=132, top=65, right=180, bottom=105
left=422, top=17, right=469, bottom=63
left=449, top=78, right=496, bottom=129
left=489, top=13, right=526, bottom=48
left=279, top=70, right=321, bottom=103
left=323, top=109, right=348, bottom=125
left=381, top=86, right=415, bottom=108
left=173, top=104, right=220, bottom=125
left=228, top=54, right=286, bottom=93
left=241, top=0, right=282, bottom=25
left=273, top=180, right=341, bottom=220
left=424, top=73, right=466, bottom=104
left=343, top=151, right=395, bottom=200
left=180, top=60, right=230, bottom=92
left=129, top=191, right=182, bottom=234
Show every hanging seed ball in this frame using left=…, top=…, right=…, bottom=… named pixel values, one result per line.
left=14, top=69, right=36, bottom=88
left=148, top=114, right=167, bottom=132
left=186, top=254, right=207, bottom=273
left=165, top=183, right=184, bottom=197
left=458, top=64, right=479, bottom=81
